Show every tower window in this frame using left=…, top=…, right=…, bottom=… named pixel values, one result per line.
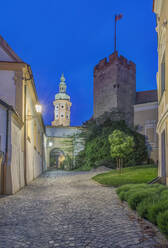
left=67, top=115, right=69, bottom=119
left=56, top=105, right=59, bottom=109
left=61, top=114, right=64, bottom=118
left=61, top=105, right=64, bottom=108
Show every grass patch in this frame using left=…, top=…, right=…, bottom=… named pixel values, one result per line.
left=92, top=165, right=157, bottom=187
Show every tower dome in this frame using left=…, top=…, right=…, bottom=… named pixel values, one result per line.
left=55, top=74, right=70, bottom=101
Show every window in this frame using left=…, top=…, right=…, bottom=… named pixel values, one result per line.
left=161, top=52, right=165, bottom=97
left=56, top=114, right=59, bottom=119
left=61, top=105, right=64, bottom=109
left=61, top=114, right=64, bottom=118
left=66, top=115, right=69, bottom=119
left=56, top=105, right=59, bottom=109
left=146, top=127, right=155, bottom=143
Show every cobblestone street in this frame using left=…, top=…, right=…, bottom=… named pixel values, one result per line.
left=0, top=168, right=167, bottom=248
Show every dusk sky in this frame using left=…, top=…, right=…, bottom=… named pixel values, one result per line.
left=0, top=0, right=157, bottom=126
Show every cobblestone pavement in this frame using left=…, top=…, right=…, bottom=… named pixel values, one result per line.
left=0, top=168, right=168, bottom=248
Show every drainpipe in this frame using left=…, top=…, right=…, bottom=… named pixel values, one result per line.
left=2, top=108, right=9, bottom=194
left=24, top=82, right=27, bottom=186
left=42, top=134, right=44, bottom=172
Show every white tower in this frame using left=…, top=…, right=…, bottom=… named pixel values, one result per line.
left=52, top=74, right=72, bottom=126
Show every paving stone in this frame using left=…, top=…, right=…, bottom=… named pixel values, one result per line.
left=0, top=169, right=167, bottom=248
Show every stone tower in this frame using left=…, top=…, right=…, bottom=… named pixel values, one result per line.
left=52, top=74, right=72, bottom=127
left=93, top=51, right=136, bottom=127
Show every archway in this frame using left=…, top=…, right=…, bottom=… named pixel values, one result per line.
left=50, top=148, right=65, bottom=168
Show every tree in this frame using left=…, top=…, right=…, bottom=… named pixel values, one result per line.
left=108, top=130, right=135, bottom=172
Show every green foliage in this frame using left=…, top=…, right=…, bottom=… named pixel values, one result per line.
left=109, top=130, right=134, bottom=160
left=76, top=119, right=148, bottom=169
left=116, top=183, right=168, bottom=237
left=93, top=165, right=157, bottom=187
left=137, top=198, right=156, bottom=219
left=157, top=210, right=168, bottom=236
left=147, top=200, right=168, bottom=224
left=127, top=190, right=151, bottom=210
left=62, top=154, right=74, bottom=170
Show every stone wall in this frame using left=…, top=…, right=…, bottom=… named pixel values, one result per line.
left=134, top=102, right=158, bottom=163
left=93, top=52, right=136, bottom=127
left=45, top=126, right=85, bottom=168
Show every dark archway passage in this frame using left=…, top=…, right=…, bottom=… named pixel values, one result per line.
left=50, top=148, right=65, bottom=168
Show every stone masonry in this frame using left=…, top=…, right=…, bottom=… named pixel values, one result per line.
left=93, top=51, right=136, bottom=127
left=0, top=168, right=167, bottom=248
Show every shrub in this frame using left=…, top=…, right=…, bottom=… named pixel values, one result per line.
left=116, top=184, right=135, bottom=195
left=116, top=183, right=168, bottom=237
left=74, top=150, right=86, bottom=169
left=126, top=186, right=165, bottom=210
left=161, top=189, right=168, bottom=200
left=117, top=184, right=149, bottom=202
left=76, top=119, right=148, bottom=169
left=94, top=159, right=115, bottom=169
left=137, top=198, right=154, bottom=218
left=128, top=190, right=151, bottom=210
left=157, top=210, right=168, bottom=236
left=147, top=200, right=168, bottom=224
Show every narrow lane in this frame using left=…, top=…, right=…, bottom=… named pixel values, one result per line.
left=0, top=169, right=167, bottom=248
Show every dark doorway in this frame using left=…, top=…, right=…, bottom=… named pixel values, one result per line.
left=161, top=130, right=166, bottom=183
left=50, top=148, right=65, bottom=168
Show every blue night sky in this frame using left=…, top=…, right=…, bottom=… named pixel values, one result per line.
left=0, top=0, right=157, bottom=126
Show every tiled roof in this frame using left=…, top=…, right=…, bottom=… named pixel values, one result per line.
left=135, top=90, right=158, bottom=104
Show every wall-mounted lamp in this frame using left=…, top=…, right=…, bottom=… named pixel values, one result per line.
left=26, top=103, right=42, bottom=121
left=48, top=142, right=53, bottom=147
left=35, top=104, right=42, bottom=113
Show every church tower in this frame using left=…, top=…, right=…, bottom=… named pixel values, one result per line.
left=52, top=74, right=72, bottom=127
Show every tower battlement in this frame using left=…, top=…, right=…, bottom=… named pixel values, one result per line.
left=93, top=52, right=136, bottom=127
left=94, top=52, right=136, bottom=74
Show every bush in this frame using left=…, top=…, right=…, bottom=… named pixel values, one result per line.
left=127, top=186, right=166, bottom=210
left=62, top=155, right=74, bottom=170
left=147, top=200, right=168, bottom=224
left=137, top=198, right=155, bottom=218
left=161, top=189, right=168, bottom=200
left=128, top=190, right=152, bottom=210
left=118, top=184, right=149, bottom=202
left=74, top=150, right=86, bottom=169
left=117, top=183, right=168, bottom=237
left=94, top=159, right=115, bottom=168
left=157, top=210, right=168, bottom=236
left=76, top=119, right=148, bottom=169
left=116, top=184, right=135, bottom=195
